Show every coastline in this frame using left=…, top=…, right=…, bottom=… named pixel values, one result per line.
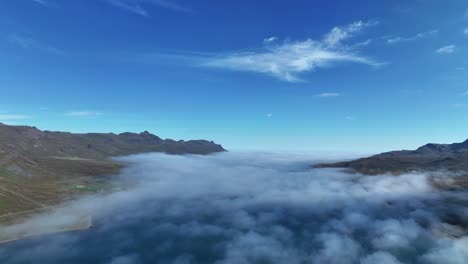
left=0, top=216, right=92, bottom=245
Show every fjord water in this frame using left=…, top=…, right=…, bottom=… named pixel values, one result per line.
left=1, top=152, right=467, bottom=264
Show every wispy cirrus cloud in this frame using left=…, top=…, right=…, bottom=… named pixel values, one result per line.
left=323, top=20, right=378, bottom=46
left=106, top=0, right=192, bottom=16
left=436, top=45, right=456, bottom=54
left=0, top=114, right=32, bottom=125
left=451, top=103, right=468, bottom=108
left=464, top=28, right=468, bottom=35
left=263, top=37, right=278, bottom=44
left=0, top=114, right=31, bottom=121
left=107, top=0, right=148, bottom=16
left=203, top=21, right=381, bottom=82
left=7, top=34, right=63, bottom=54
left=145, top=0, right=191, bottom=13
left=65, top=111, right=103, bottom=118
left=317, top=92, right=340, bottom=98
left=31, top=0, right=49, bottom=6
left=385, top=30, right=438, bottom=44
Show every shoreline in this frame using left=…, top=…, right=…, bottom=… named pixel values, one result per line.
left=0, top=216, right=92, bottom=245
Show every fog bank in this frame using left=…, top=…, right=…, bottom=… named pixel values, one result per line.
left=1, top=152, right=468, bottom=264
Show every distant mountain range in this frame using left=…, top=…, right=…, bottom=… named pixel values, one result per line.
left=0, top=123, right=225, bottom=219
left=315, top=139, right=468, bottom=175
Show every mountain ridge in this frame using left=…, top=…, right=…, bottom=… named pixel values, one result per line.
left=0, top=123, right=225, bottom=157
left=315, top=139, right=468, bottom=175
left=0, top=123, right=225, bottom=219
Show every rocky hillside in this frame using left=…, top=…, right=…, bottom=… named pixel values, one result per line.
left=0, top=123, right=225, bottom=217
left=0, top=123, right=225, bottom=178
left=0, top=123, right=225, bottom=157
left=315, top=139, right=468, bottom=175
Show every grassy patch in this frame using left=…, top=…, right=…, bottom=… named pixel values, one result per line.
left=67, top=180, right=120, bottom=194
left=0, top=199, right=6, bottom=210
left=0, top=165, right=12, bottom=177
left=70, top=184, right=102, bottom=193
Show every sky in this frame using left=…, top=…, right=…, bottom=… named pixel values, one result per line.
left=1, top=0, right=467, bottom=153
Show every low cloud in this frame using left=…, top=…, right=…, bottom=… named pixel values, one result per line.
left=1, top=152, right=468, bottom=263
left=204, top=21, right=381, bottom=82
left=436, top=45, right=456, bottom=54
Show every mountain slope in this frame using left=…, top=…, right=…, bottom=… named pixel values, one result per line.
left=0, top=123, right=225, bottom=218
left=315, top=139, right=468, bottom=175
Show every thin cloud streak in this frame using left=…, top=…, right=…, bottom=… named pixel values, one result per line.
left=149, top=0, right=192, bottom=13
left=64, top=111, right=103, bottom=118
left=323, top=20, right=378, bottom=47
left=107, top=0, right=148, bottom=16
left=386, top=30, right=438, bottom=44
left=31, top=0, right=49, bottom=6
left=436, top=45, right=456, bottom=54
left=0, top=114, right=31, bottom=121
left=106, top=0, right=192, bottom=16
left=203, top=21, right=381, bottom=82
left=7, top=34, right=63, bottom=54
left=317, top=93, right=340, bottom=98
left=263, top=37, right=278, bottom=44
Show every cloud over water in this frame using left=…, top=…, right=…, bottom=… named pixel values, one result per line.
left=1, top=152, right=468, bottom=263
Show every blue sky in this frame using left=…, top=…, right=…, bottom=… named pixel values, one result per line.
left=1, top=0, right=467, bottom=153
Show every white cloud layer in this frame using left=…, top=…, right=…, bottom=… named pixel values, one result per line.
left=204, top=21, right=380, bottom=82
left=1, top=152, right=468, bottom=263
left=436, top=45, right=456, bottom=54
